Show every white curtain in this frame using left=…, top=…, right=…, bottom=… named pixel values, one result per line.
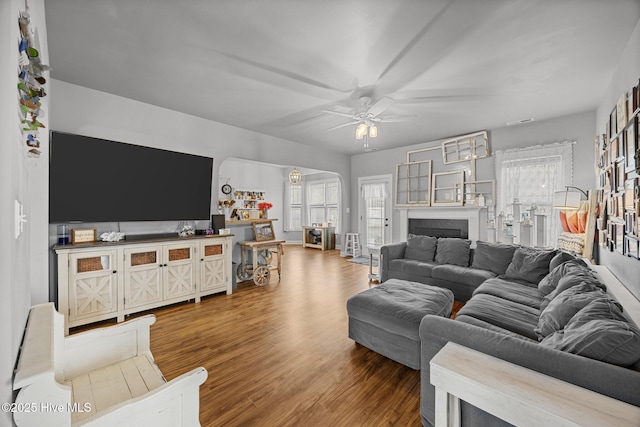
left=361, top=183, right=387, bottom=199
left=495, top=141, right=574, bottom=247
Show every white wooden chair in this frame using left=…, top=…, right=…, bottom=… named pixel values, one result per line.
left=13, top=303, right=207, bottom=427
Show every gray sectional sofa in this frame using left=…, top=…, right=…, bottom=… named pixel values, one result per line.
left=378, top=236, right=640, bottom=427
left=380, top=236, right=519, bottom=301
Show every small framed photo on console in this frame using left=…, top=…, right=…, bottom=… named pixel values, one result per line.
left=253, top=221, right=275, bottom=242
left=71, top=228, right=97, bottom=244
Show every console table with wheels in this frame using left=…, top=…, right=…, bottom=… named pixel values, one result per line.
left=237, top=240, right=285, bottom=286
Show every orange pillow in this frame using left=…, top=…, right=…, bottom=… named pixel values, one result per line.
left=559, top=211, right=571, bottom=232
left=577, top=212, right=587, bottom=233
left=565, top=210, right=579, bottom=233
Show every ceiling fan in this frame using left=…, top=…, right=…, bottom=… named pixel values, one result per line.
left=322, top=96, right=416, bottom=139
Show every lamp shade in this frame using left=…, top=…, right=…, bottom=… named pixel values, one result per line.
left=552, top=190, right=581, bottom=210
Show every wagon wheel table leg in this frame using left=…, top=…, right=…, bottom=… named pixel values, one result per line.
left=253, top=265, right=270, bottom=286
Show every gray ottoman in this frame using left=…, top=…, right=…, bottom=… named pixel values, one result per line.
left=347, top=279, right=454, bottom=369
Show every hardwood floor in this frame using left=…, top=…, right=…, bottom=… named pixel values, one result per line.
left=143, top=245, right=423, bottom=426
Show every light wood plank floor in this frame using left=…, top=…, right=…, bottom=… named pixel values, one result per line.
left=147, top=245, right=422, bottom=427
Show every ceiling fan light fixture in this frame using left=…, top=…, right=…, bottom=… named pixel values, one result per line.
left=355, top=123, right=367, bottom=139
left=369, top=124, right=377, bottom=138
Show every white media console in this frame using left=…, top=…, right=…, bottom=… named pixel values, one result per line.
left=55, top=234, right=233, bottom=334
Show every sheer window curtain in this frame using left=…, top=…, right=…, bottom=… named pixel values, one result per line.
left=495, top=141, right=574, bottom=247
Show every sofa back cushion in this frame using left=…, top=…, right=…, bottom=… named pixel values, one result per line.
left=538, top=259, right=591, bottom=296
left=541, top=299, right=640, bottom=366
left=405, top=235, right=437, bottom=262
left=535, top=282, right=611, bottom=339
left=504, top=247, right=557, bottom=284
left=471, top=241, right=518, bottom=275
left=539, top=261, right=607, bottom=310
left=435, top=238, right=471, bottom=267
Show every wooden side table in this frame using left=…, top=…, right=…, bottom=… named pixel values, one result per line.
left=302, top=226, right=335, bottom=250
left=430, top=342, right=640, bottom=427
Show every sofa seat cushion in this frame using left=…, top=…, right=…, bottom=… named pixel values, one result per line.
left=456, top=293, right=540, bottom=340
left=388, top=259, right=436, bottom=278
left=473, top=277, right=543, bottom=310
left=431, top=264, right=496, bottom=288
left=346, top=278, right=454, bottom=340
left=455, top=314, right=538, bottom=342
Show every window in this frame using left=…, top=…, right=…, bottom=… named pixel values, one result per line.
left=495, top=142, right=573, bottom=247
left=307, top=180, right=340, bottom=232
left=288, top=183, right=302, bottom=231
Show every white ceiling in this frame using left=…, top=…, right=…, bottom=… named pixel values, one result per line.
left=45, top=0, right=640, bottom=155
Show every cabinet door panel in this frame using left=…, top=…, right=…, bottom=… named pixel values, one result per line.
left=200, top=242, right=226, bottom=292
left=70, top=250, right=118, bottom=320
left=124, top=248, right=162, bottom=309
left=164, top=243, right=196, bottom=299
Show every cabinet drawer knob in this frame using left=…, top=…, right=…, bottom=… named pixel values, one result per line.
left=112, top=270, right=117, bottom=274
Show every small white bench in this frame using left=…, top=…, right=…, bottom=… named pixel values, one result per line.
left=13, top=303, right=207, bottom=427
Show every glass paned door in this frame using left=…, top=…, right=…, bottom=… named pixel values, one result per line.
left=359, top=176, right=392, bottom=256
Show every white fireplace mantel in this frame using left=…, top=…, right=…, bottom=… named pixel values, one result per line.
left=398, top=207, right=488, bottom=243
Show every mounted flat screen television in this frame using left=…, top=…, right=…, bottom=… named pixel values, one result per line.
left=49, top=131, right=213, bottom=223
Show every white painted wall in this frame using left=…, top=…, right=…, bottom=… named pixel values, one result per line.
left=1, top=0, right=49, bottom=423
left=48, top=80, right=351, bottom=299
left=350, top=110, right=596, bottom=244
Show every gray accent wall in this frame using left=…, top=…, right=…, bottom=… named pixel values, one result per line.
left=596, top=18, right=640, bottom=300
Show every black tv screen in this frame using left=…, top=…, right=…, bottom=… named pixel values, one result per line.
left=49, top=132, right=213, bottom=223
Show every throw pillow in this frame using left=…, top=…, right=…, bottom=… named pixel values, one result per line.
left=471, top=241, right=518, bottom=275
left=538, top=259, right=591, bottom=296
left=541, top=300, right=640, bottom=366
left=404, top=235, right=437, bottom=262
left=434, top=238, right=471, bottom=267
left=539, top=265, right=607, bottom=311
left=549, top=251, right=577, bottom=272
left=535, top=282, right=608, bottom=339
left=504, top=247, right=557, bottom=284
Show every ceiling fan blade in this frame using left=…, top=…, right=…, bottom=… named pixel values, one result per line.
left=367, top=97, right=394, bottom=117
left=321, top=109, right=356, bottom=119
left=326, top=121, right=358, bottom=132
left=378, top=115, right=417, bottom=123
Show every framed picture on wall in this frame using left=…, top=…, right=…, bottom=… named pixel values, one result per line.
left=610, top=136, right=619, bottom=161
left=625, top=117, right=638, bottom=172
left=616, top=161, right=626, bottom=191
left=616, top=223, right=625, bottom=254
left=610, top=107, right=618, bottom=140
left=617, top=93, right=628, bottom=132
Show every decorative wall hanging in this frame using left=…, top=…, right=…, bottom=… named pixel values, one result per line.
left=595, top=77, right=640, bottom=258
left=17, top=3, right=49, bottom=158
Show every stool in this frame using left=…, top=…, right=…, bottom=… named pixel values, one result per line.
left=341, top=233, right=361, bottom=257
left=346, top=279, right=454, bottom=369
